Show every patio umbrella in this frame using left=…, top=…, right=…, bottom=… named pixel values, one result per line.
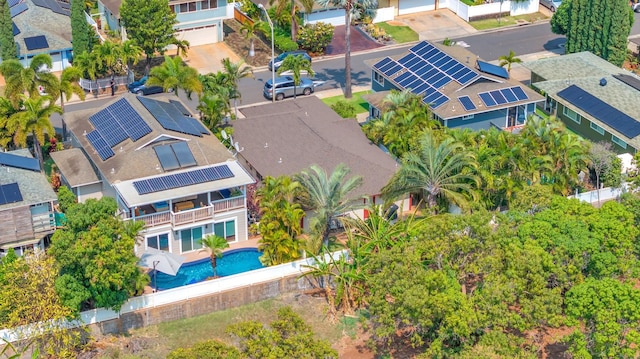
left=138, top=248, right=185, bottom=276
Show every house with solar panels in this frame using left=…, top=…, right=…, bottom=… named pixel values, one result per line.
left=0, top=149, right=57, bottom=257
left=366, top=41, right=544, bottom=131
left=56, top=93, right=255, bottom=256
left=525, top=52, right=640, bottom=154
left=8, top=0, right=73, bottom=71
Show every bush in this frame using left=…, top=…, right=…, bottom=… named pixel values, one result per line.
left=298, top=22, right=334, bottom=54
left=331, top=100, right=357, bottom=118
left=57, top=186, right=77, bottom=213
left=274, top=34, right=299, bottom=52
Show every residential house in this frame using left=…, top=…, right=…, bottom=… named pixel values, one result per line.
left=365, top=40, right=543, bottom=131
left=233, top=96, right=410, bottom=228
left=0, top=149, right=57, bottom=256
left=524, top=51, right=640, bottom=154
left=98, top=0, right=232, bottom=46
left=9, top=0, right=72, bottom=71
left=56, top=93, right=255, bottom=256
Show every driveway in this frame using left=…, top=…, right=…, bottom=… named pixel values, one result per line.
left=182, top=43, right=241, bottom=75
left=325, top=25, right=384, bottom=55
left=394, top=9, right=478, bottom=42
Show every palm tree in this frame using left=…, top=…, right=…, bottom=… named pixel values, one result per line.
left=197, top=91, right=230, bottom=130
left=0, top=54, right=59, bottom=104
left=382, top=132, right=479, bottom=212
left=198, top=234, right=229, bottom=278
left=498, top=49, right=522, bottom=73
left=239, top=20, right=264, bottom=57
left=294, top=164, right=363, bottom=254
left=120, top=40, right=144, bottom=79
left=221, top=58, right=253, bottom=118
left=93, top=40, right=121, bottom=76
left=58, top=66, right=86, bottom=110
left=171, top=38, right=191, bottom=58
left=316, top=0, right=377, bottom=98
left=0, top=97, right=18, bottom=149
left=72, top=50, right=101, bottom=81
left=276, top=55, right=314, bottom=99
left=147, top=55, right=203, bottom=99
left=3, top=95, right=61, bottom=170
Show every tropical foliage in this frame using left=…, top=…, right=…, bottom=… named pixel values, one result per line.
left=199, top=235, right=230, bottom=278
left=147, top=55, right=203, bottom=99
left=276, top=54, right=314, bottom=99
left=0, top=0, right=16, bottom=60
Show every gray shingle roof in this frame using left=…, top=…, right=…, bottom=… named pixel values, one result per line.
left=13, top=0, right=72, bottom=57
left=0, top=149, right=57, bottom=211
left=50, top=148, right=100, bottom=187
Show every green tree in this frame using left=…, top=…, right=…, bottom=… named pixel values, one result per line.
left=382, top=132, right=479, bottom=212
left=589, top=141, right=616, bottom=203
left=221, top=58, right=253, bottom=118
left=197, top=90, right=230, bottom=130
left=58, top=65, right=86, bottom=111
left=120, top=0, right=178, bottom=74
left=171, top=38, right=190, bottom=58
left=120, top=39, right=144, bottom=76
left=294, top=164, right=363, bottom=254
left=71, top=0, right=92, bottom=56
left=316, top=0, right=377, bottom=98
left=147, top=55, right=203, bottom=99
left=167, top=340, right=241, bottom=359
left=498, top=49, right=522, bottom=73
left=72, top=50, right=100, bottom=80
left=276, top=54, right=315, bottom=99
left=199, top=234, right=229, bottom=278
left=239, top=20, right=263, bottom=57
left=551, top=0, right=633, bottom=66
left=57, top=185, right=77, bottom=213
left=0, top=0, right=16, bottom=60
left=0, top=54, right=59, bottom=104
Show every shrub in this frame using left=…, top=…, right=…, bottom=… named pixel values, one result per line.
left=331, top=100, right=357, bottom=118
left=57, top=186, right=77, bottom=213
left=274, top=35, right=299, bottom=52
left=297, top=22, right=334, bottom=54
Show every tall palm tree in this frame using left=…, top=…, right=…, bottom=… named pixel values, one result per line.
left=382, top=132, right=479, bottom=212
left=294, top=164, right=363, bottom=254
left=498, top=49, right=522, bottom=73
left=171, top=38, right=191, bottom=58
left=198, top=234, right=229, bottom=278
left=197, top=91, right=230, bottom=130
left=0, top=54, right=59, bottom=104
left=3, top=95, right=61, bottom=170
left=276, top=54, right=314, bottom=99
left=221, top=58, right=253, bottom=118
left=316, top=0, right=377, bottom=98
left=239, top=20, right=263, bottom=57
left=147, top=55, right=203, bottom=99
left=0, top=97, right=18, bottom=149
left=58, top=66, right=86, bottom=110
left=72, top=50, right=101, bottom=81
left=93, top=40, right=121, bottom=76
left=120, top=40, right=144, bottom=79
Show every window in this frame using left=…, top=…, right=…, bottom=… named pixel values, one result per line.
left=590, top=122, right=605, bottom=135
left=371, top=107, right=380, bottom=119
left=373, top=71, right=384, bottom=86
left=200, top=0, right=216, bottom=9
left=180, top=226, right=203, bottom=252
left=462, top=114, right=474, bottom=120
left=612, top=135, right=628, bottom=149
left=179, top=2, right=196, bottom=12
left=213, top=219, right=236, bottom=241
left=563, top=106, right=580, bottom=124
left=147, top=234, right=169, bottom=251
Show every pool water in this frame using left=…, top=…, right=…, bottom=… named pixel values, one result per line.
left=153, top=248, right=264, bottom=290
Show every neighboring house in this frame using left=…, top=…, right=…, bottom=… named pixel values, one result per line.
left=365, top=40, right=543, bottom=131
left=56, top=93, right=255, bottom=256
left=50, top=148, right=103, bottom=203
left=233, top=96, right=411, bottom=227
left=98, top=0, right=233, bottom=46
left=9, top=0, right=72, bottom=71
left=0, top=149, right=57, bottom=256
left=524, top=51, right=640, bottom=154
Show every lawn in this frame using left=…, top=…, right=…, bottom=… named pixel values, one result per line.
left=321, top=90, right=371, bottom=115
left=377, top=22, right=419, bottom=43
left=469, top=12, right=549, bottom=30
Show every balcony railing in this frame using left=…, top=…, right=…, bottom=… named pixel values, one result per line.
left=129, top=196, right=245, bottom=228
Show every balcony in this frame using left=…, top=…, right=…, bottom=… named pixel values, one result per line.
left=128, top=196, right=245, bottom=228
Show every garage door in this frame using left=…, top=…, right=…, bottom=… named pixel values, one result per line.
left=179, top=26, right=218, bottom=46
left=398, top=0, right=435, bottom=15
left=306, top=9, right=345, bottom=26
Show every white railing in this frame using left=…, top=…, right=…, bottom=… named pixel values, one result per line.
left=444, top=0, right=537, bottom=22
left=130, top=197, right=245, bottom=228
left=0, top=251, right=347, bottom=342
left=568, top=183, right=629, bottom=204
left=79, top=75, right=128, bottom=92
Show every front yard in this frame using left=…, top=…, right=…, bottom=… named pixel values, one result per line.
left=469, top=12, right=549, bottom=30
left=321, top=91, right=371, bottom=116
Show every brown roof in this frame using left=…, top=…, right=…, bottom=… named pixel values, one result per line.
left=63, top=93, right=234, bottom=184
left=50, top=148, right=100, bottom=187
left=235, top=97, right=399, bottom=196
left=100, top=0, right=121, bottom=18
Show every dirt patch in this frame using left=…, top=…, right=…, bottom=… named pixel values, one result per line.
left=525, top=326, right=574, bottom=359
left=223, top=19, right=273, bottom=68
left=386, top=21, right=407, bottom=26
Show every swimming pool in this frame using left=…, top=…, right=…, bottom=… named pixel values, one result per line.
left=153, top=248, right=264, bottom=290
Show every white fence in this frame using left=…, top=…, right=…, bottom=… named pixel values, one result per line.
left=568, top=183, right=629, bottom=204
left=444, top=0, right=537, bottom=22
left=0, top=251, right=346, bottom=343
left=79, top=75, right=129, bottom=92
left=306, top=6, right=395, bottom=26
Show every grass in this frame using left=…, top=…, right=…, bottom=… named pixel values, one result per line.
left=321, top=90, right=371, bottom=115
left=377, top=22, right=419, bottom=43
left=469, top=12, right=548, bottom=30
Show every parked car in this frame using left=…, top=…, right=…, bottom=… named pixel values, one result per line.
left=130, top=85, right=165, bottom=96
left=540, top=0, right=562, bottom=11
left=263, top=76, right=315, bottom=101
left=127, top=75, right=148, bottom=91
left=268, top=51, right=312, bottom=71
left=633, top=0, right=640, bottom=12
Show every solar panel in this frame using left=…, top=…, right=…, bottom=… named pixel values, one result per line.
left=10, top=2, right=26, bottom=17
left=171, top=142, right=197, bottom=167
left=384, top=64, right=402, bottom=76
left=510, top=86, right=528, bottom=101
left=12, top=22, right=19, bottom=36
left=490, top=90, right=507, bottom=105
left=479, top=93, right=497, bottom=107
left=477, top=60, right=509, bottom=79
left=458, top=96, right=476, bottom=111
left=24, top=35, right=48, bottom=51
left=89, top=110, right=128, bottom=147
left=154, top=145, right=180, bottom=171
left=87, top=130, right=115, bottom=160
left=31, top=0, right=48, bottom=8
left=373, top=58, right=392, bottom=71
left=431, top=95, right=449, bottom=108
left=613, top=74, right=640, bottom=92
left=557, top=84, right=640, bottom=138
left=8, top=0, right=19, bottom=7
left=0, top=152, right=39, bottom=172
left=107, top=98, right=152, bottom=141
left=0, top=183, right=23, bottom=205
left=138, top=97, right=202, bottom=136
left=133, top=164, right=235, bottom=195
left=59, top=1, right=70, bottom=9
left=169, top=100, right=192, bottom=116
left=44, top=0, right=63, bottom=13
left=500, top=88, right=517, bottom=102
left=185, top=117, right=209, bottom=135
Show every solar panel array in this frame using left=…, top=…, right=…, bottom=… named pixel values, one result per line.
left=31, top=0, right=69, bottom=15
left=0, top=152, right=39, bottom=172
left=12, top=22, right=19, bottom=36
left=478, top=86, right=528, bottom=108
left=458, top=96, right=476, bottom=111
left=613, top=74, right=640, bottom=92
left=154, top=142, right=197, bottom=171
left=10, top=2, right=27, bottom=17
left=0, top=183, right=23, bottom=206
left=24, top=35, right=48, bottom=51
left=87, top=130, right=115, bottom=161
left=133, top=164, right=234, bottom=195
left=169, top=99, right=192, bottom=116
left=138, top=97, right=208, bottom=136
left=477, top=60, right=509, bottom=79
left=557, top=84, right=640, bottom=138
left=372, top=41, right=481, bottom=109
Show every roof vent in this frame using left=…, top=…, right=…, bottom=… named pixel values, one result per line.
left=600, top=78, right=607, bottom=86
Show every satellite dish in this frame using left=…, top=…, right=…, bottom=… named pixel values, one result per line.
left=234, top=142, right=244, bottom=153
left=221, top=130, right=228, bottom=140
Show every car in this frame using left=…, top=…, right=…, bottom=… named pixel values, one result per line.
left=268, top=51, right=312, bottom=71
left=130, top=84, right=165, bottom=96
left=633, top=0, right=640, bottom=12
left=540, top=0, right=562, bottom=11
left=263, top=76, right=315, bottom=101
left=127, top=75, right=148, bottom=91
